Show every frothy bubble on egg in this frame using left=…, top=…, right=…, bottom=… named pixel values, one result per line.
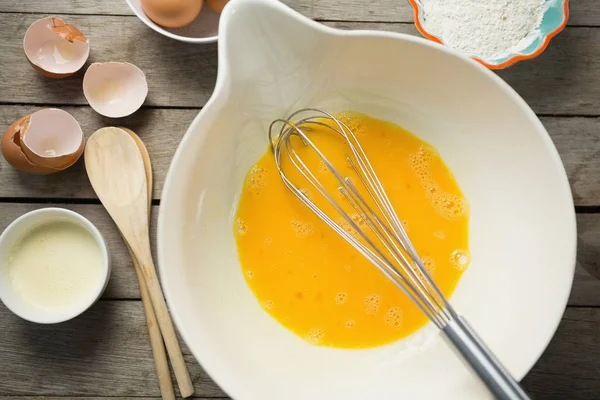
left=291, top=220, right=314, bottom=238
left=338, top=113, right=366, bottom=137
left=335, top=292, right=348, bottom=305
left=351, top=214, right=367, bottom=229
left=246, top=270, right=254, bottom=279
left=263, top=300, right=275, bottom=310
left=408, top=145, right=469, bottom=220
left=344, top=320, right=356, bottom=329
left=430, top=193, right=469, bottom=220
left=305, top=327, right=325, bottom=345
left=384, top=306, right=403, bottom=329
left=264, top=237, right=272, bottom=247
left=412, top=256, right=436, bottom=283
left=235, top=218, right=248, bottom=235
left=318, top=159, right=328, bottom=173
left=421, top=256, right=436, bottom=275
left=450, top=249, right=470, bottom=271
left=247, top=165, right=267, bottom=195
left=336, top=218, right=360, bottom=239
left=408, top=146, right=436, bottom=173
left=364, top=293, right=381, bottom=315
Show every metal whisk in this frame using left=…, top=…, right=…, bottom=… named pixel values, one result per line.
left=269, top=108, right=529, bottom=400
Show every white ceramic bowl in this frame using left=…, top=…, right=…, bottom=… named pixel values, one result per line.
left=125, top=0, right=219, bottom=43
left=158, top=0, right=577, bottom=398
left=0, top=208, right=110, bottom=324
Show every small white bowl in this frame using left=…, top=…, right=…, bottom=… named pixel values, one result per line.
left=0, top=208, right=110, bottom=324
left=125, top=0, right=220, bottom=43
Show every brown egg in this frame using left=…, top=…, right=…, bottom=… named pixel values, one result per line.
left=1, top=109, right=84, bottom=175
left=206, top=0, right=229, bottom=14
left=141, top=0, right=204, bottom=28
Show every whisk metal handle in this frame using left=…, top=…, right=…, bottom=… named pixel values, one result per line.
left=443, top=317, right=530, bottom=400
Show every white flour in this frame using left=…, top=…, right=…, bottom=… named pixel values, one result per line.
left=420, top=0, right=546, bottom=60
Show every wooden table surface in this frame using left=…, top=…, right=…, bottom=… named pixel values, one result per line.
left=1, top=1, right=599, bottom=399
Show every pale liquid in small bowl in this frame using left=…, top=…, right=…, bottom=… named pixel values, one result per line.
left=8, top=220, right=105, bottom=312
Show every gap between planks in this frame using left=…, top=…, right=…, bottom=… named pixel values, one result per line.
left=0, top=198, right=597, bottom=213
left=2, top=101, right=600, bottom=119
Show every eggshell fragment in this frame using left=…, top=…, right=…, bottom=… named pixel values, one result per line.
left=141, top=0, right=204, bottom=28
left=1, top=109, right=84, bottom=175
left=83, top=62, right=148, bottom=118
left=0, top=116, right=53, bottom=175
left=205, top=0, right=229, bottom=14
left=23, top=17, right=90, bottom=78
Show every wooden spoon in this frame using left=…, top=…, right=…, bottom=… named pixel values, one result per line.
left=85, top=127, right=194, bottom=398
left=120, top=127, right=175, bottom=400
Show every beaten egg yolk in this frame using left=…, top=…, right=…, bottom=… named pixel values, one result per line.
left=234, top=112, right=469, bottom=349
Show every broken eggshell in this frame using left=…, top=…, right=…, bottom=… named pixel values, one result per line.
left=23, top=17, right=90, bottom=78
left=1, top=109, right=84, bottom=175
left=83, top=62, right=148, bottom=118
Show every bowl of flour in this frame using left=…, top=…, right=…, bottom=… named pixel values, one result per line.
left=409, top=0, right=569, bottom=69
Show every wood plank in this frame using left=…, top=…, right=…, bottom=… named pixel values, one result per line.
left=542, top=117, right=600, bottom=207
left=2, top=107, right=600, bottom=206
left=0, top=0, right=596, bottom=26
left=0, top=203, right=598, bottom=305
left=495, top=28, right=600, bottom=117
left=0, top=300, right=596, bottom=399
left=522, top=307, right=600, bottom=399
left=571, top=213, right=600, bottom=307
left=0, top=0, right=136, bottom=15
left=0, top=106, right=186, bottom=200
left=0, top=14, right=599, bottom=115
left=0, top=301, right=227, bottom=398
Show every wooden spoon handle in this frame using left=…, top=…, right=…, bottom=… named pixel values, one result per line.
left=141, top=261, right=195, bottom=398
left=130, top=248, right=175, bottom=400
